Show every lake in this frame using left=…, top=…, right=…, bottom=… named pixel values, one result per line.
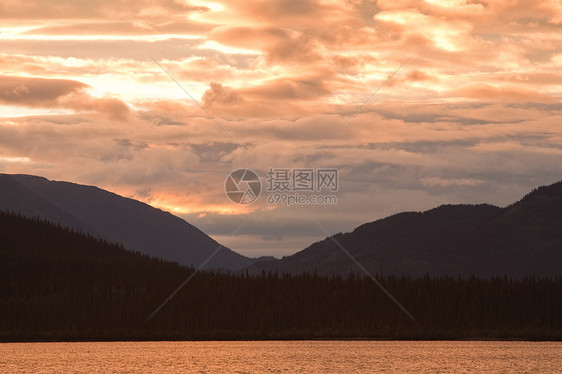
left=1, top=340, right=561, bottom=373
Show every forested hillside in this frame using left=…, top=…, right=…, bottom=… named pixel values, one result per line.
left=249, top=180, right=562, bottom=277
left=0, top=173, right=255, bottom=270
left=1, top=211, right=561, bottom=341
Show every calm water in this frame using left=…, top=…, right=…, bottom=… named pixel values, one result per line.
left=1, top=340, right=561, bottom=373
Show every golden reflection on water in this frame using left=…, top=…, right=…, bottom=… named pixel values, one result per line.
left=1, top=340, right=561, bottom=373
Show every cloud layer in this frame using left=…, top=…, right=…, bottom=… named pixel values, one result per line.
left=1, top=0, right=562, bottom=257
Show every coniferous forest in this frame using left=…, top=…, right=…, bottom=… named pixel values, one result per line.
left=1, top=211, right=561, bottom=341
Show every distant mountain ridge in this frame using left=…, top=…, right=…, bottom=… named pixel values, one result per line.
left=3, top=210, right=560, bottom=341
left=0, top=173, right=256, bottom=270
left=248, top=180, right=562, bottom=278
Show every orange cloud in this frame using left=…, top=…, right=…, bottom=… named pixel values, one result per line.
left=452, top=83, right=556, bottom=102
left=202, top=82, right=244, bottom=107
left=212, top=26, right=323, bottom=63
left=0, top=75, right=129, bottom=119
left=0, top=75, right=86, bottom=105
left=2, top=0, right=562, bottom=256
left=0, top=0, right=206, bottom=19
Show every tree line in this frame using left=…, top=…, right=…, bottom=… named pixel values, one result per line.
left=1, top=211, right=560, bottom=341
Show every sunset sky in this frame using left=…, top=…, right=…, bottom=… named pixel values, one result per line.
left=1, top=0, right=562, bottom=257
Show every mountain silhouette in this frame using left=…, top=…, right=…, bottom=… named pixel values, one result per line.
left=0, top=173, right=256, bottom=270
left=248, top=180, right=562, bottom=278
left=3, top=210, right=560, bottom=341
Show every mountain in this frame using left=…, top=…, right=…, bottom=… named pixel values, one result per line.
left=0, top=173, right=255, bottom=270
left=2, top=211, right=561, bottom=341
left=249, top=180, right=562, bottom=278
